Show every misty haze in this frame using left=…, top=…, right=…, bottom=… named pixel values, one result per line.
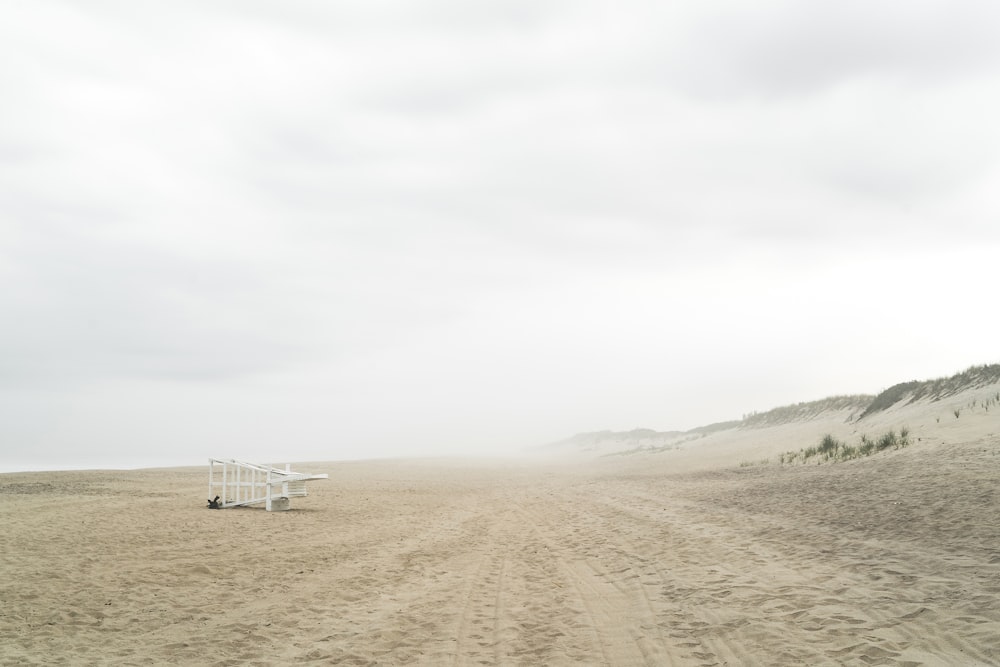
left=3, top=1, right=1000, bottom=665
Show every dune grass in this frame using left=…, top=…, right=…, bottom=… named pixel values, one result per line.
left=778, top=428, right=911, bottom=465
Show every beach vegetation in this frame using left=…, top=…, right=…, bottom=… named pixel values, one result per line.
left=778, top=427, right=912, bottom=466
left=876, top=430, right=897, bottom=451
left=742, top=395, right=872, bottom=428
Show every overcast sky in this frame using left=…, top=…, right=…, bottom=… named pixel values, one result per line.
left=3, top=1, right=999, bottom=471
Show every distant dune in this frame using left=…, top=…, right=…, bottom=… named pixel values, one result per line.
left=544, top=363, right=1000, bottom=467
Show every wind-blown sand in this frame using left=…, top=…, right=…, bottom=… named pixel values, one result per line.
left=3, top=427, right=1000, bottom=664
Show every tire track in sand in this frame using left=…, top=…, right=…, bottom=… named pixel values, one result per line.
left=447, top=494, right=601, bottom=666
left=511, top=490, right=686, bottom=666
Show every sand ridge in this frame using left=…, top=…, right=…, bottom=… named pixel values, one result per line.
left=3, top=439, right=1000, bottom=665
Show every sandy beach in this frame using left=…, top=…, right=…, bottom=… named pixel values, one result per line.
left=3, top=416, right=1000, bottom=666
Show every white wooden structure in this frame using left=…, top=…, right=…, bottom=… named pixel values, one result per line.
left=208, top=458, right=328, bottom=511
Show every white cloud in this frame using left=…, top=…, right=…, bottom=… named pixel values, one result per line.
left=2, top=0, right=999, bottom=469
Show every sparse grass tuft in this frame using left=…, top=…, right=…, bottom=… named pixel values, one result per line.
left=876, top=430, right=898, bottom=452
left=819, top=434, right=841, bottom=455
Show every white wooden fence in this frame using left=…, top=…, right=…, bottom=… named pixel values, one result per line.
left=208, top=458, right=328, bottom=511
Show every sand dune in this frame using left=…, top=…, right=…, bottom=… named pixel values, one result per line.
left=547, top=369, right=1000, bottom=467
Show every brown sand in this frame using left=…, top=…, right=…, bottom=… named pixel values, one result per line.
left=3, top=435, right=1000, bottom=665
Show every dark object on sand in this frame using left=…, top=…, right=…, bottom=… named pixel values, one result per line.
left=207, top=495, right=222, bottom=509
